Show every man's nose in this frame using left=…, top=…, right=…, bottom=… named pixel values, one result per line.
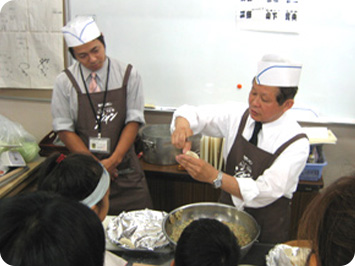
left=88, top=53, right=96, bottom=62
left=251, top=96, right=261, bottom=106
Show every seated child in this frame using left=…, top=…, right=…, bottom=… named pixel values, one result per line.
left=172, top=218, right=241, bottom=266
left=35, top=152, right=127, bottom=266
left=0, top=191, right=105, bottom=266
left=297, top=175, right=355, bottom=266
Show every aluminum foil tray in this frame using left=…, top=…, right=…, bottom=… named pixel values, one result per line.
left=266, top=244, right=311, bottom=266
left=107, top=209, right=171, bottom=252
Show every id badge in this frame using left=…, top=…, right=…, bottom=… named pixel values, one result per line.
left=89, top=137, right=111, bottom=154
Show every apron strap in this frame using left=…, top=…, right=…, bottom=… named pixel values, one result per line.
left=63, top=69, right=82, bottom=94
left=237, top=108, right=250, bottom=138
left=263, top=133, right=308, bottom=170
left=122, top=64, right=133, bottom=88
left=274, top=133, right=308, bottom=157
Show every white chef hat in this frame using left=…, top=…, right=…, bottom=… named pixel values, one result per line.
left=62, top=16, right=101, bottom=47
left=255, top=54, right=302, bottom=87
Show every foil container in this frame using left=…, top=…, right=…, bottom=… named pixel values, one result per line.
left=266, top=244, right=312, bottom=266
left=106, top=209, right=169, bottom=251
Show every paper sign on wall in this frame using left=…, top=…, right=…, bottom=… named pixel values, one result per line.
left=236, top=0, right=300, bottom=33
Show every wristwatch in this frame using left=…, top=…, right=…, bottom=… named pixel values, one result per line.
left=213, top=171, right=223, bottom=189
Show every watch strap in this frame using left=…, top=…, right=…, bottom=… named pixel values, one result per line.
left=213, top=171, right=223, bottom=189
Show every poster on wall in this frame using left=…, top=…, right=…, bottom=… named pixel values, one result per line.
left=236, top=0, right=300, bottom=33
left=0, top=0, right=64, bottom=89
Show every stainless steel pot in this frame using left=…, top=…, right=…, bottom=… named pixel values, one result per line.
left=162, top=202, right=260, bottom=258
left=140, top=124, right=200, bottom=165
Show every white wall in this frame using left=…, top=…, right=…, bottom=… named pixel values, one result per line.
left=0, top=99, right=52, bottom=142
left=68, top=0, right=355, bottom=123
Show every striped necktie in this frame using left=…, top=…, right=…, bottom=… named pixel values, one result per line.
left=89, top=72, right=101, bottom=93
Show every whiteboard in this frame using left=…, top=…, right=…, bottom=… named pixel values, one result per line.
left=67, top=0, right=355, bottom=124
left=0, top=0, right=64, bottom=89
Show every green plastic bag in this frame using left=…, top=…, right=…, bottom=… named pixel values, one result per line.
left=0, top=115, right=39, bottom=163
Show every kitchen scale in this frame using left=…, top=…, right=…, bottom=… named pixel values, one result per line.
left=0, top=150, right=26, bottom=167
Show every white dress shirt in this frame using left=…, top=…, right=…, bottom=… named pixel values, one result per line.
left=171, top=102, right=309, bottom=209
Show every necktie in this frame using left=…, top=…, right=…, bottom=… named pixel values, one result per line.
left=249, top=121, right=262, bottom=146
left=89, top=72, right=101, bottom=93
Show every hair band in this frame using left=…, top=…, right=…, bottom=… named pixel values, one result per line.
left=56, top=153, right=66, bottom=164
left=80, top=166, right=110, bottom=208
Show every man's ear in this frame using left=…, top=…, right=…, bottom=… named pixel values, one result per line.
left=283, top=99, right=294, bottom=112
left=170, top=259, right=175, bottom=266
left=91, top=205, right=99, bottom=216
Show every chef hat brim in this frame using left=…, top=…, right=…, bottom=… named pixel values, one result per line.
left=256, top=55, right=302, bottom=87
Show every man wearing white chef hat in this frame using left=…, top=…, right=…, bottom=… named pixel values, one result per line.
left=255, top=54, right=302, bottom=87
left=171, top=54, right=309, bottom=244
left=51, top=16, right=152, bottom=215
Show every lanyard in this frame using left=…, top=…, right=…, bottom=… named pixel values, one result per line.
left=79, top=58, right=111, bottom=138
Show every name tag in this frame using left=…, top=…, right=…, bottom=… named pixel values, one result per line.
left=89, top=137, right=111, bottom=154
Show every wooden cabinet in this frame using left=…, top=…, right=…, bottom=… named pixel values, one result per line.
left=146, top=171, right=221, bottom=212
left=289, top=179, right=323, bottom=239
left=141, top=160, right=220, bottom=212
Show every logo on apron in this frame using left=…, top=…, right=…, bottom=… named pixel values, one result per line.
left=234, top=155, right=254, bottom=178
left=94, top=102, right=118, bottom=130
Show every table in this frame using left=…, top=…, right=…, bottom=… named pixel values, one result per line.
left=104, top=212, right=274, bottom=266
left=108, top=239, right=273, bottom=266
left=0, top=158, right=44, bottom=198
left=140, top=159, right=324, bottom=240
left=3, top=157, right=322, bottom=266
left=109, top=244, right=274, bottom=266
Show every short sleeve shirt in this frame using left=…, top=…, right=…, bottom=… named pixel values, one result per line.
left=51, top=57, right=145, bottom=132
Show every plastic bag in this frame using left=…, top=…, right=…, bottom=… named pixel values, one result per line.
left=266, top=244, right=311, bottom=266
left=0, top=114, right=40, bottom=163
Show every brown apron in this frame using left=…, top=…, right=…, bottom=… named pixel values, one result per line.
left=219, top=109, right=307, bottom=244
left=64, top=64, right=152, bottom=215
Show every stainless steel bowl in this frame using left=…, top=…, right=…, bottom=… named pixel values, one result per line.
left=162, top=202, right=260, bottom=258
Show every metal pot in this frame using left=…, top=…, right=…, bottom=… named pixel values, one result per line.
left=162, top=202, right=260, bottom=258
left=140, top=124, right=200, bottom=165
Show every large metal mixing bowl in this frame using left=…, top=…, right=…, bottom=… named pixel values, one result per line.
left=162, top=202, right=260, bottom=258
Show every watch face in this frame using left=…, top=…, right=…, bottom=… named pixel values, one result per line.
left=214, top=179, right=222, bottom=188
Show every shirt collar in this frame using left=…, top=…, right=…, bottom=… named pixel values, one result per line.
left=248, top=112, right=288, bottom=131
left=81, top=57, right=109, bottom=81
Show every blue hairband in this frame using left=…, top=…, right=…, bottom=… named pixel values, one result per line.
left=80, top=166, right=110, bottom=208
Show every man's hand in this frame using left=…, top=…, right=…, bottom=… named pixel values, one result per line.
left=175, top=153, right=218, bottom=185
left=101, top=157, right=120, bottom=179
left=171, top=117, right=194, bottom=153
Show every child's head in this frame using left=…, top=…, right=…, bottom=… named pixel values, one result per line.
left=37, top=152, right=110, bottom=221
left=0, top=191, right=105, bottom=266
left=173, top=218, right=241, bottom=266
left=298, top=175, right=355, bottom=266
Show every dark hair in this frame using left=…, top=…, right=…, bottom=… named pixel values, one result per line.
left=174, top=218, right=241, bottom=266
left=0, top=191, right=105, bottom=266
left=297, top=175, right=355, bottom=266
left=69, top=34, right=106, bottom=59
left=36, top=152, right=103, bottom=201
left=276, top=86, right=298, bottom=105
left=252, top=77, right=298, bottom=105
